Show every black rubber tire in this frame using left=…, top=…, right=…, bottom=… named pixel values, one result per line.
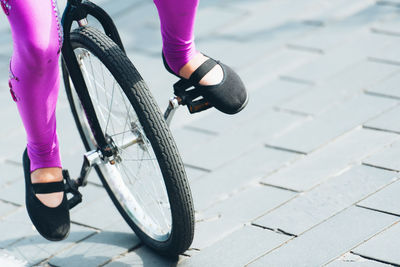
left=62, top=26, right=194, bottom=256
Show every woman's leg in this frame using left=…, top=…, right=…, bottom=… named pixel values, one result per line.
left=153, top=0, right=199, bottom=74
left=4, top=0, right=63, bottom=206
left=154, top=0, right=247, bottom=114
left=154, top=0, right=223, bottom=85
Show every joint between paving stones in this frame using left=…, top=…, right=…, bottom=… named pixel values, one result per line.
left=362, top=162, right=400, bottom=172
left=286, top=44, right=324, bottom=55
left=350, top=251, right=400, bottom=267
left=264, top=144, right=307, bottom=155
left=356, top=205, right=400, bottom=218
left=251, top=223, right=298, bottom=237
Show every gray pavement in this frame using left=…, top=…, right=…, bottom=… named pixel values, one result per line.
left=0, top=0, right=399, bottom=266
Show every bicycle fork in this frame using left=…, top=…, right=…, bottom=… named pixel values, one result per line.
left=63, top=150, right=102, bottom=209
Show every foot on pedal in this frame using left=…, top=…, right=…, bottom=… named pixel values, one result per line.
left=162, top=52, right=248, bottom=115
left=23, top=149, right=70, bottom=241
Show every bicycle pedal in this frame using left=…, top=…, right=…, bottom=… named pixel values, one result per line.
left=187, top=98, right=212, bottom=114
left=63, top=169, right=83, bottom=210
left=173, top=81, right=214, bottom=114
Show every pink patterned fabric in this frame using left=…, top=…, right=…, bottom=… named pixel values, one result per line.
left=3, top=0, right=199, bottom=171
left=154, top=0, right=200, bottom=74
left=4, top=0, right=62, bottom=172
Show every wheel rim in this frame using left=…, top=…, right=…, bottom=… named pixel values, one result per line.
left=70, top=47, right=172, bottom=242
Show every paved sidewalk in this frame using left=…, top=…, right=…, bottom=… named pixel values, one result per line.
left=0, top=0, right=400, bottom=266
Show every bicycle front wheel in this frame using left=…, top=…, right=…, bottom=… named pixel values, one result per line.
left=62, top=26, right=194, bottom=256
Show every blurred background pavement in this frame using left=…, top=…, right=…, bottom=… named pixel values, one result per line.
left=0, top=0, right=400, bottom=266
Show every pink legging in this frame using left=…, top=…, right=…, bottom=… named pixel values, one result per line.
left=154, top=0, right=199, bottom=74
left=4, top=0, right=198, bottom=172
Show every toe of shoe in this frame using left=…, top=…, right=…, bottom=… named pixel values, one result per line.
left=33, top=211, right=70, bottom=241
left=26, top=195, right=71, bottom=241
left=203, top=63, right=248, bottom=115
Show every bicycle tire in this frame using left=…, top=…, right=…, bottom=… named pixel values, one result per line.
left=62, top=26, right=194, bottom=256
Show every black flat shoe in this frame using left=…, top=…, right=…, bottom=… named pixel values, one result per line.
left=162, top=53, right=249, bottom=115
left=23, top=148, right=70, bottom=241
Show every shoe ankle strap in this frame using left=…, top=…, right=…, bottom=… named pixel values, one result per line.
left=32, top=181, right=65, bottom=194
left=188, top=58, right=218, bottom=84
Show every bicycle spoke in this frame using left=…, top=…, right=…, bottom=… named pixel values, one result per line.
left=105, top=79, right=116, bottom=135
left=74, top=46, right=172, bottom=240
left=109, top=129, right=133, bottom=138
left=120, top=160, right=169, bottom=229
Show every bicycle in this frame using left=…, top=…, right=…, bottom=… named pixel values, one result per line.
left=59, top=0, right=211, bottom=256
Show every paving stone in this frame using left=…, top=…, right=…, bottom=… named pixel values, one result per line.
left=369, top=37, right=400, bottom=65
left=91, top=0, right=145, bottom=18
left=263, top=128, right=400, bottom=192
left=57, top=0, right=146, bottom=22
left=181, top=225, right=290, bottom=267
left=0, top=179, right=25, bottom=206
left=0, top=249, right=26, bottom=267
left=190, top=146, right=300, bottom=211
left=363, top=140, right=400, bottom=171
left=70, top=194, right=124, bottom=230
left=171, top=127, right=216, bottom=170
left=0, top=0, right=399, bottom=265
left=196, top=5, right=247, bottom=38
left=289, top=3, right=396, bottom=51
left=113, top=3, right=161, bottom=55
left=0, top=201, right=18, bottom=219
left=247, top=207, right=399, bottom=267
left=179, top=109, right=305, bottom=170
left=365, top=105, right=400, bottom=134
left=306, top=0, right=378, bottom=21
left=358, top=179, right=400, bottom=216
left=201, top=184, right=295, bottom=223
left=195, top=37, right=263, bottom=71
left=0, top=209, right=42, bottom=248
left=377, top=0, right=400, bottom=6
left=237, top=47, right=318, bottom=90
left=269, top=94, right=397, bottom=153
left=0, top=105, right=23, bottom=141
left=280, top=60, right=399, bottom=115
left=0, top=128, right=26, bottom=165
left=225, top=0, right=282, bottom=13
left=0, top=161, right=23, bottom=188
left=102, top=216, right=137, bottom=234
left=189, top=79, right=310, bottom=135
left=69, top=183, right=109, bottom=214
left=218, top=1, right=319, bottom=40
left=285, top=32, right=396, bottom=83
left=49, top=225, right=140, bottom=267
left=184, top=166, right=208, bottom=183
left=372, top=16, right=400, bottom=36
left=255, top=165, right=397, bottom=236
left=288, top=25, right=367, bottom=53
left=105, top=246, right=180, bottom=267
left=190, top=184, right=295, bottom=249
left=352, top=222, right=400, bottom=266
left=327, top=253, right=390, bottom=267
left=191, top=216, right=242, bottom=250
left=366, top=70, right=400, bottom=99
left=7, top=223, right=96, bottom=266
left=195, top=4, right=320, bottom=70
left=0, top=28, right=12, bottom=58
left=56, top=105, right=87, bottom=156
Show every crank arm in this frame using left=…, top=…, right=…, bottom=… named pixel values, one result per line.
left=164, top=97, right=181, bottom=126
left=64, top=149, right=103, bottom=210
